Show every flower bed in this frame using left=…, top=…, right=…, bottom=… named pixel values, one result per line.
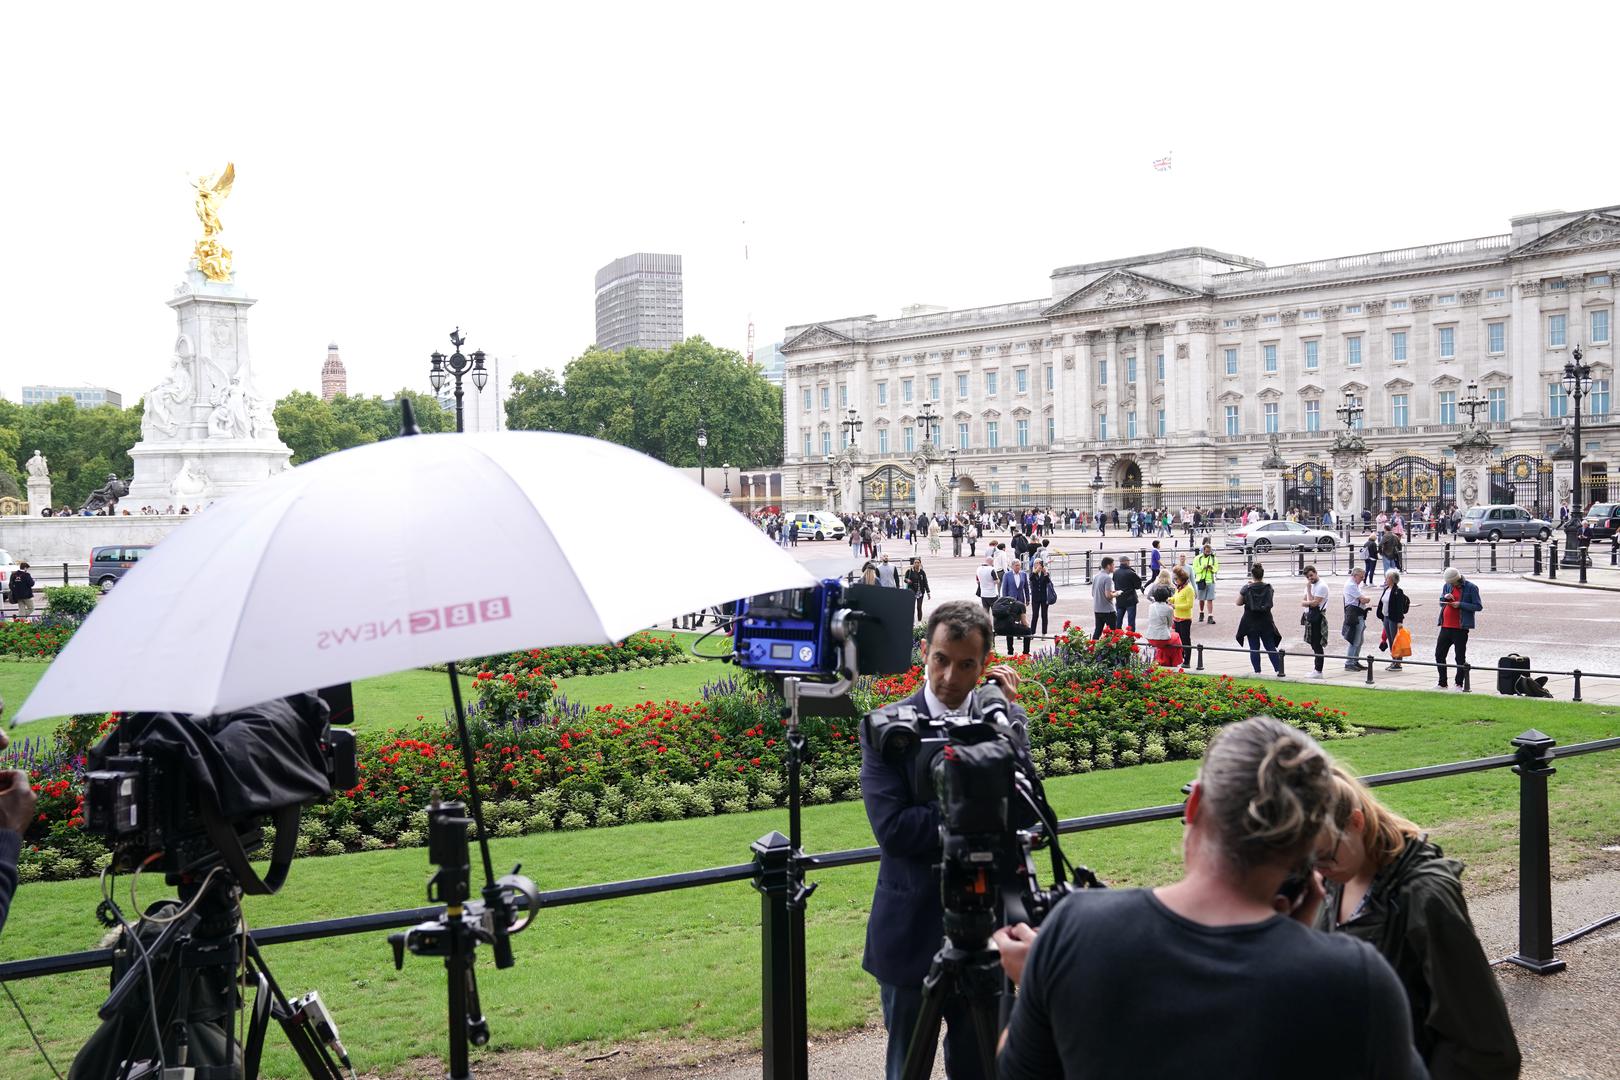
left=5, top=635, right=1356, bottom=880
left=463, top=631, right=694, bottom=721
left=0, top=616, right=80, bottom=660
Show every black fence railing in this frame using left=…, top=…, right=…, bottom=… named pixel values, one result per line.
left=2, top=732, right=1616, bottom=1080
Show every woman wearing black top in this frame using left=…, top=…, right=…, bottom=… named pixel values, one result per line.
left=903, top=558, right=930, bottom=621
left=1234, top=563, right=1283, bottom=676
left=1376, top=568, right=1411, bottom=671
left=1028, top=558, right=1055, bottom=636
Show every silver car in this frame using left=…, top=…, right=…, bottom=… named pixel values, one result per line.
left=1226, top=520, right=1338, bottom=553
left=1458, top=505, right=1552, bottom=543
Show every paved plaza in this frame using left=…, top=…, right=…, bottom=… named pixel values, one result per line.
left=780, top=528, right=1620, bottom=706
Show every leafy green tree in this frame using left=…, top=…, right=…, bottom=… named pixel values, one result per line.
left=0, top=396, right=143, bottom=508
left=504, top=369, right=568, bottom=433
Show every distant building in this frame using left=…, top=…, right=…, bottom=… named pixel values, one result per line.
left=756, top=341, right=786, bottom=386
left=320, top=343, right=348, bottom=401
left=594, top=253, right=684, bottom=351
left=22, top=385, right=122, bottom=408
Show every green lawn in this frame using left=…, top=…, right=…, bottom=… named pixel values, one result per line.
left=2, top=681, right=1616, bottom=1079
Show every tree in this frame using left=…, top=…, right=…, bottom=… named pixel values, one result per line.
left=0, top=396, right=143, bottom=508
left=503, top=337, right=782, bottom=467
left=272, top=389, right=453, bottom=465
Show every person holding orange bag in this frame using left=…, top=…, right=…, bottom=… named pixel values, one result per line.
left=1376, top=569, right=1410, bottom=672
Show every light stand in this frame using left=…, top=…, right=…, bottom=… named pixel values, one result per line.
left=1561, top=346, right=1592, bottom=580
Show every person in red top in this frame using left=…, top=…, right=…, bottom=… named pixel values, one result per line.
left=1435, top=567, right=1482, bottom=690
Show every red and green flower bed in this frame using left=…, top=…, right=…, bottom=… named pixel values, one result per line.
left=4, top=628, right=1356, bottom=880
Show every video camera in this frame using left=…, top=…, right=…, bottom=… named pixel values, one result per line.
left=84, top=688, right=358, bottom=891
left=731, top=578, right=914, bottom=682
left=863, top=683, right=1098, bottom=938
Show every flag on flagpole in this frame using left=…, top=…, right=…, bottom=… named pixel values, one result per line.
left=1152, top=152, right=1172, bottom=172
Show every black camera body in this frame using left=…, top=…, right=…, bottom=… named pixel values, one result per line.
left=863, top=685, right=1086, bottom=940
left=83, top=692, right=358, bottom=884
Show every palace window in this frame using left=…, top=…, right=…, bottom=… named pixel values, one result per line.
left=1592, top=380, right=1611, bottom=417
left=1392, top=394, right=1409, bottom=428
left=903, top=426, right=916, bottom=452
left=1305, top=399, right=1321, bottom=432
left=1592, top=274, right=1612, bottom=286
left=1097, top=413, right=1108, bottom=440
left=1550, top=383, right=1572, bottom=418
left=1346, top=304, right=1363, bottom=315
left=1047, top=416, right=1055, bottom=442
left=1486, top=288, right=1505, bottom=299
left=1264, top=402, right=1279, bottom=433
left=1015, top=367, right=1028, bottom=394
left=1223, top=318, right=1238, bottom=329
left=1592, top=309, right=1611, bottom=344
left=802, top=430, right=812, bottom=457
left=839, top=383, right=848, bottom=408
left=928, top=375, right=941, bottom=400
left=1488, top=386, right=1507, bottom=423
left=1098, top=359, right=1108, bottom=386
left=802, top=388, right=812, bottom=413
left=1439, top=391, right=1457, bottom=425
left=985, top=371, right=999, bottom=396
left=1127, top=356, right=1138, bottom=383
left=986, top=421, right=999, bottom=448
left=1438, top=293, right=1456, bottom=304
left=1263, top=344, right=1278, bottom=373
left=1044, top=365, right=1053, bottom=391
left=876, top=381, right=888, bottom=406
left=902, top=377, right=914, bottom=403
left=958, top=422, right=970, bottom=449
left=1156, top=408, right=1166, bottom=437
left=819, top=386, right=830, bottom=410
left=1262, top=314, right=1279, bottom=326
left=1224, top=348, right=1238, bottom=375
left=1391, top=299, right=1408, bottom=311
left=1488, top=322, right=1506, bottom=353
left=1127, top=410, right=1137, bottom=439
left=1155, top=353, right=1165, bottom=381
left=1304, top=339, right=1319, bottom=369
left=1548, top=314, right=1567, bottom=348
left=957, top=373, right=969, bottom=397
left=1346, top=336, right=1363, bottom=366
left=1303, top=309, right=1321, bottom=320
left=1225, top=405, right=1240, bottom=436
left=1437, top=326, right=1455, bottom=359
left=821, top=430, right=832, bottom=456
left=1017, top=419, right=1029, bottom=446
left=1549, top=279, right=1567, bottom=290
left=1391, top=331, right=1407, bottom=362
left=878, top=428, right=890, bottom=454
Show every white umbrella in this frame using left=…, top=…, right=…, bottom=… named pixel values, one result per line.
left=18, top=431, right=812, bottom=721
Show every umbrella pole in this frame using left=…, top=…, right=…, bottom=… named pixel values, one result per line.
left=446, top=662, right=499, bottom=891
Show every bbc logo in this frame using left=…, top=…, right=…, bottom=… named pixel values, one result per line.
left=408, top=597, right=513, bottom=635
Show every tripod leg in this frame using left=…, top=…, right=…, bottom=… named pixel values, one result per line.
left=899, top=972, right=950, bottom=1080
left=242, top=969, right=273, bottom=1079
left=963, top=992, right=1002, bottom=1080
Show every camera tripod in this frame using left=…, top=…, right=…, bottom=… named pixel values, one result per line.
left=73, top=867, right=350, bottom=1080
left=899, top=912, right=1005, bottom=1080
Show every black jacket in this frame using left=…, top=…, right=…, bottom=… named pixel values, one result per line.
left=859, top=688, right=1034, bottom=986
left=1112, top=566, right=1143, bottom=609
left=1377, top=585, right=1410, bottom=623
left=1317, top=838, right=1520, bottom=1079
left=7, top=570, right=33, bottom=601
left=904, top=567, right=929, bottom=596
left=1235, top=582, right=1281, bottom=648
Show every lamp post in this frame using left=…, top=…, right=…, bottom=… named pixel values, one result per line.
left=697, top=426, right=709, bottom=488
left=722, top=462, right=732, bottom=502
left=1459, top=380, right=1488, bottom=428
left=840, top=407, right=863, bottom=450
left=1561, top=346, right=1592, bottom=580
left=1335, top=392, right=1364, bottom=434
left=824, top=454, right=837, bottom=511
left=428, top=327, right=488, bottom=433
left=916, top=401, right=941, bottom=449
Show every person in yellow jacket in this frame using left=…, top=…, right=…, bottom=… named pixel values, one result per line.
left=1172, top=565, right=1196, bottom=653
left=1192, top=540, right=1221, bottom=625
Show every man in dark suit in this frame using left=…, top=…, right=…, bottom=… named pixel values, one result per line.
left=859, top=600, right=1025, bottom=1079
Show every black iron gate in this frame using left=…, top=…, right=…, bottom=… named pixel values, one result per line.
left=1490, top=454, right=1550, bottom=516
left=1372, top=454, right=1452, bottom=516
left=860, top=465, right=913, bottom=512
left=1285, top=461, right=1333, bottom=520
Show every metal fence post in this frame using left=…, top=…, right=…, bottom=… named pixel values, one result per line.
left=1548, top=540, right=1558, bottom=580
left=1277, top=646, right=1288, bottom=677
left=62, top=562, right=69, bottom=586
left=752, top=831, right=808, bottom=1080
left=1489, top=542, right=1498, bottom=573
left=1573, top=669, right=1583, bottom=703
left=1443, top=541, right=1452, bottom=571
left=1533, top=542, right=1543, bottom=577
left=1365, top=655, right=1375, bottom=684
left=1085, top=550, right=1093, bottom=579
left=1195, top=643, right=1204, bottom=671
left=1296, top=548, right=1305, bottom=576
left=1506, top=731, right=1566, bottom=975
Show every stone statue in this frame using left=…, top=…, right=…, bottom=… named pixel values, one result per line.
left=142, top=354, right=194, bottom=440
left=171, top=459, right=209, bottom=497
left=1260, top=434, right=1288, bottom=470
left=191, top=162, right=235, bottom=282
left=246, top=389, right=279, bottom=440
left=209, top=377, right=252, bottom=439
left=25, top=450, right=48, bottom=479
left=81, top=473, right=129, bottom=514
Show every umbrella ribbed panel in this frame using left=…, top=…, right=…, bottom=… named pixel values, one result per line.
left=20, top=433, right=813, bottom=721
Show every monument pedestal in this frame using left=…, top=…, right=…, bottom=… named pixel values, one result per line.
left=127, top=268, right=293, bottom=507
left=26, top=477, right=51, bottom=515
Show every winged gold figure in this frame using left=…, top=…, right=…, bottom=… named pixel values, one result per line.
left=191, top=163, right=236, bottom=282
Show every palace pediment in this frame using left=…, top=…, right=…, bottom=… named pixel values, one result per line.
left=1044, top=269, right=1205, bottom=317
left=1509, top=211, right=1620, bottom=259
left=782, top=324, right=854, bottom=351
left=1296, top=382, right=1325, bottom=396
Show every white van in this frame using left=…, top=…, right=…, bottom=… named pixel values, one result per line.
left=788, top=511, right=846, bottom=541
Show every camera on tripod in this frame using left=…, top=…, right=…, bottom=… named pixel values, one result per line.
left=731, top=578, right=914, bottom=683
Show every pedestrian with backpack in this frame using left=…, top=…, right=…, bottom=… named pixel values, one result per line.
left=1235, top=563, right=1283, bottom=676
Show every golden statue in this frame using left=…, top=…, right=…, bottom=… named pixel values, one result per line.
left=191, top=163, right=235, bottom=282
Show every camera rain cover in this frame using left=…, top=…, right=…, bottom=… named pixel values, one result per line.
left=89, top=692, right=337, bottom=821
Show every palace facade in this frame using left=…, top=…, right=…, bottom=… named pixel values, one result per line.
left=780, top=204, right=1620, bottom=518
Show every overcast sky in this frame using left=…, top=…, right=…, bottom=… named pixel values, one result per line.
left=4, top=2, right=1616, bottom=407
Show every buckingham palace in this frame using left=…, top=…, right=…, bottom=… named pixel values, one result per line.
left=779, top=204, right=1620, bottom=521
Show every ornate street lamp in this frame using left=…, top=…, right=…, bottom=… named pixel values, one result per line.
left=1090, top=461, right=1105, bottom=491
left=1335, top=393, right=1364, bottom=433
left=1561, top=346, right=1592, bottom=579
left=840, top=407, right=863, bottom=450
left=916, top=401, right=941, bottom=449
left=947, top=446, right=959, bottom=490
left=428, top=327, right=488, bottom=433
left=1459, top=380, right=1489, bottom=428
left=722, top=462, right=732, bottom=502
left=697, top=426, right=709, bottom=488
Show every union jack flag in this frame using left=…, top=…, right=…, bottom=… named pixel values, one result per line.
left=1152, top=153, right=1172, bottom=172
